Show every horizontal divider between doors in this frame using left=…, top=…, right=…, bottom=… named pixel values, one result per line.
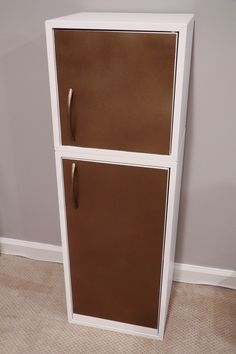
left=55, top=146, right=178, bottom=168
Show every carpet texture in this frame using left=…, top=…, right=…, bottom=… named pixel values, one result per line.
left=0, top=254, right=235, bottom=354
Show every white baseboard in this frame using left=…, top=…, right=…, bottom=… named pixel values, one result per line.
left=174, top=262, right=236, bottom=290
left=0, top=237, right=235, bottom=290
left=0, top=237, right=63, bottom=263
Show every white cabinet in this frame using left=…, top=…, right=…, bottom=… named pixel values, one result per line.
left=45, top=12, right=194, bottom=340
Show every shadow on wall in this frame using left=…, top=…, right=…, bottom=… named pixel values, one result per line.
left=175, top=33, right=236, bottom=270
left=177, top=180, right=236, bottom=269
left=0, top=34, right=60, bottom=244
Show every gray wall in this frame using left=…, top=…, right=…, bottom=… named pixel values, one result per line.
left=0, top=1, right=235, bottom=270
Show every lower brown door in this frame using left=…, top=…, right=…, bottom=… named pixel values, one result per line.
left=63, top=159, right=169, bottom=329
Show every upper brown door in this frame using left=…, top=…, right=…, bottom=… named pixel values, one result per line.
left=63, top=159, right=169, bottom=328
left=55, top=30, right=177, bottom=154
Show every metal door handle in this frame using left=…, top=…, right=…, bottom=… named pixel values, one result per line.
left=71, top=162, right=78, bottom=209
left=67, top=88, right=75, bottom=141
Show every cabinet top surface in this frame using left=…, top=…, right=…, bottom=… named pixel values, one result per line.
left=46, top=12, right=194, bottom=29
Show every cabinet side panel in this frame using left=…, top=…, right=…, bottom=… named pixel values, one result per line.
left=172, top=21, right=194, bottom=159
left=63, top=160, right=169, bottom=328
left=158, top=136, right=185, bottom=338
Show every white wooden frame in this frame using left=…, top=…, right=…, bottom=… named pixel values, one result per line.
left=46, top=12, right=194, bottom=340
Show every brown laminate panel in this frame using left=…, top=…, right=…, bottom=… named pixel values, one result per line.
left=63, top=159, right=169, bottom=328
left=55, top=30, right=177, bottom=154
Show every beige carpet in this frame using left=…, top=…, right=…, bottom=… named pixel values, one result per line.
left=0, top=254, right=235, bottom=354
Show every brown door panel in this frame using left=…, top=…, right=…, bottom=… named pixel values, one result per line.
left=63, top=159, right=169, bottom=328
left=55, top=30, right=177, bottom=154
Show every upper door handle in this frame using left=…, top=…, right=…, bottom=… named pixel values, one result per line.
left=67, top=88, right=75, bottom=141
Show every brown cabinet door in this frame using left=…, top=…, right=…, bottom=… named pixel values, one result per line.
left=55, top=30, right=177, bottom=154
left=63, top=159, right=169, bottom=328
